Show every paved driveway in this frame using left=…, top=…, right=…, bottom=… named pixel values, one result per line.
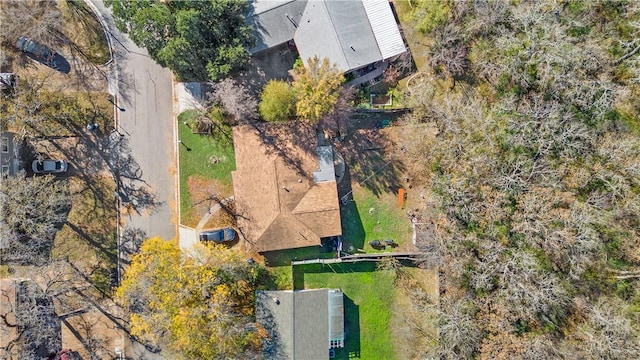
left=91, top=0, right=177, bottom=242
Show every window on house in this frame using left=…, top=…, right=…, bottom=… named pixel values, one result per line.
left=1, top=165, right=9, bottom=175
left=1, top=137, right=8, bottom=153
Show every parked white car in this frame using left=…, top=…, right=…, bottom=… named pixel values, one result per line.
left=32, top=159, right=68, bottom=174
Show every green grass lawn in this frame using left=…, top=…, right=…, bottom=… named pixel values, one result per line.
left=341, top=185, right=413, bottom=252
left=178, top=110, right=236, bottom=226
left=297, top=262, right=396, bottom=359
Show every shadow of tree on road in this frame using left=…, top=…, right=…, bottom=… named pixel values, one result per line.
left=108, top=134, right=164, bottom=217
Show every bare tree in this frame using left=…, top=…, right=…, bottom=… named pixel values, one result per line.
left=209, top=78, right=258, bottom=123
left=0, top=172, right=70, bottom=265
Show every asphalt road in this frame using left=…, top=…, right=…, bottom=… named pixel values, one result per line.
left=91, top=0, right=177, bottom=242
left=88, top=2, right=178, bottom=358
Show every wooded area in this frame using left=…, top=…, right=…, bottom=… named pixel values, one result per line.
left=398, top=0, right=640, bottom=358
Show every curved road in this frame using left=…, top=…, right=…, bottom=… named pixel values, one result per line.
left=91, top=0, right=177, bottom=242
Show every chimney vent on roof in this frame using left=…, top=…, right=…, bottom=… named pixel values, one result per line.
left=285, top=13, right=298, bottom=28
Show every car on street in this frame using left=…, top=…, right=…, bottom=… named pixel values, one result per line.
left=32, top=159, right=68, bottom=174
left=199, top=227, right=236, bottom=243
left=16, top=36, right=58, bottom=69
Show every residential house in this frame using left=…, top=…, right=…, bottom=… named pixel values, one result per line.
left=247, top=0, right=407, bottom=85
left=256, top=289, right=345, bottom=360
left=1, top=132, right=22, bottom=177
left=231, top=124, right=341, bottom=252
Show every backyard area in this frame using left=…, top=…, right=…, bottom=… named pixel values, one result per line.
left=295, top=262, right=395, bottom=359
left=290, top=261, right=438, bottom=359
left=177, top=110, right=236, bottom=227
left=340, top=184, right=414, bottom=253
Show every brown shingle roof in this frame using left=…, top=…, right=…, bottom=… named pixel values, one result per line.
left=232, top=124, right=341, bottom=252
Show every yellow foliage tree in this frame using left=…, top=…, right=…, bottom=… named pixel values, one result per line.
left=115, top=237, right=266, bottom=359
left=293, top=56, right=345, bottom=123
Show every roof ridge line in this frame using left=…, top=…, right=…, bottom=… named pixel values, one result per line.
left=317, top=0, right=348, bottom=70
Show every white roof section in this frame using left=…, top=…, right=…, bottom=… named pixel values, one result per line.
left=313, top=146, right=336, bottom=183
left=362, top=0, right=407, bottom=59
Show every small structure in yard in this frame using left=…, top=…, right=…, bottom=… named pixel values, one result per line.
left=397, top=187, right=405, bottom=207
left=370, top=93, right=393, bottom=108
left=256, top=289, right=345, bottom=359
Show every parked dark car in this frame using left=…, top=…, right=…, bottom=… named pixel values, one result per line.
left=32, top=159, right=68, bottom=174
left=199, top=227, right=236, bottom=243
left=16, top=36, right=58, bottom=69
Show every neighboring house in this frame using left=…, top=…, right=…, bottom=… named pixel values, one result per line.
left=1, top=132, right=22, bottom=177
left=232, top=124, right=341, bottom=252
left=256, top=289, right=345, bottom=360
left=248, top=0, right=407, bottom=85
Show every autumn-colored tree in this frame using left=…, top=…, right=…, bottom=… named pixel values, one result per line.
left=292, top=56, right=344, bottom=123
left=115, top=238, right=266, bottom=359
left=259, top=80, right=296, bottom=122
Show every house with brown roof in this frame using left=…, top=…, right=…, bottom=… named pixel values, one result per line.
left=232, top=124, right=342, bottom=252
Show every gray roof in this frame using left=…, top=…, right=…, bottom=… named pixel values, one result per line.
left=248, top=0, right=308, bottom=54
left=294, top=0, right=382, bottom=72
left=249, top=0, right=406, bottom=72
left=256, top=289, right=345, bottom=360
left=313, top=146, right=336, bottom=183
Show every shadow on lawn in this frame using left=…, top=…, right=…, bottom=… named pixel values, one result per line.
left=335, top=125, right=405, bottom=198
left=293, top=263, right=378, bottom=290
left=344, top=295, right=361, bottom=359
left=339, top=194, right=366, bottom=251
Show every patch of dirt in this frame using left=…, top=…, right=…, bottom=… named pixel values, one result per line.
left=203, top=202, right=237, bottom=230
left=186, top=175, right=232, bottom=226
left=390, top=267, right=439, bottom=358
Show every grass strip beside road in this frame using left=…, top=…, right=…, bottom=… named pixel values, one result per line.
left=53, top=176, right=117, bottom=293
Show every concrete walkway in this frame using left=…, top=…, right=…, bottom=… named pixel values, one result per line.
left=179, top=196, right=235, bottom=251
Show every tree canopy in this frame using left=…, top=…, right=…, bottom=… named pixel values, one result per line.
left=293, top=56, right=345, bottom=123
left=396, top=0, right=640, bottom=357
left=259, top=80, right=296, bottom=122
left=115, top=237, right=267, bottom=359
left=106, top=0, right=253, bottom=81
left=0, top=172, right=70, bottom=265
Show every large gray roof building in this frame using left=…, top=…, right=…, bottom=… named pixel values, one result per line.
left=256, top=289, right=345, bottom=360
left=247, top=0, right=406, bottom=73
